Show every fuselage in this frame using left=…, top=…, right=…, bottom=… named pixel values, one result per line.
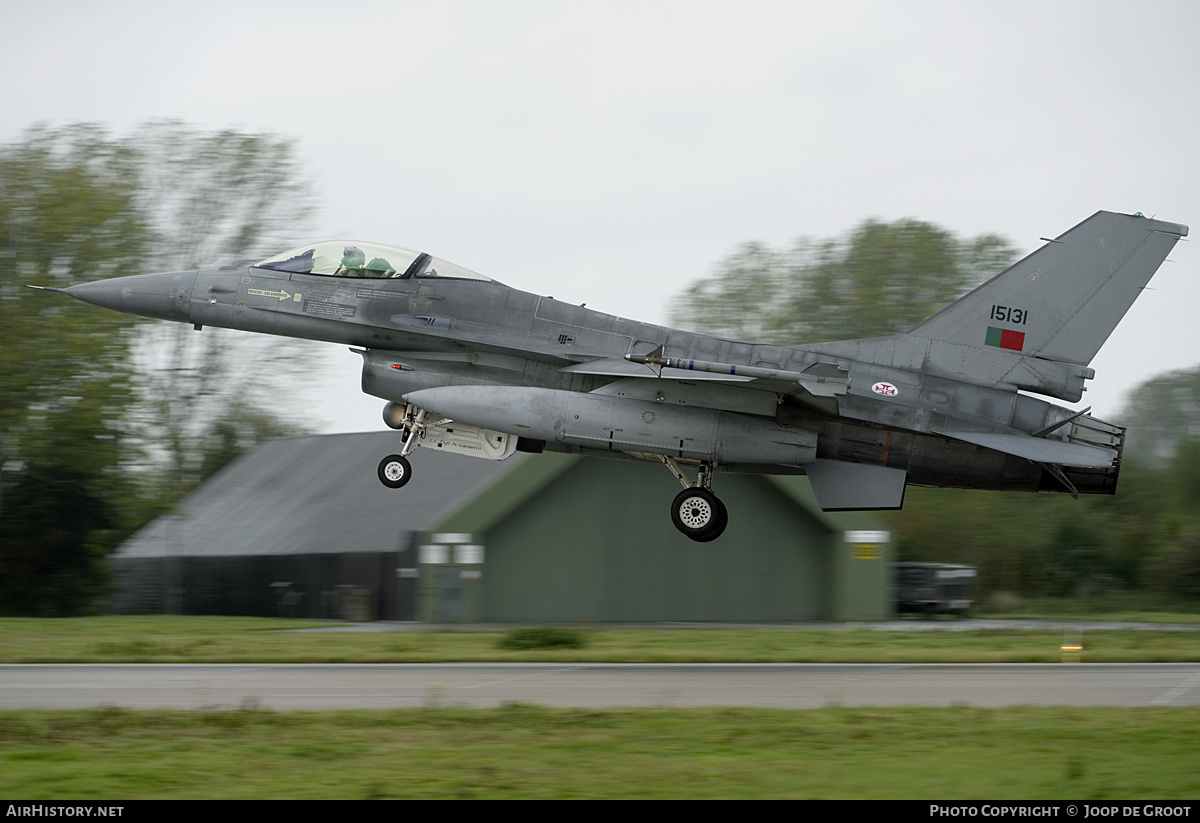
left=64, top=254, right=1118, bottom=498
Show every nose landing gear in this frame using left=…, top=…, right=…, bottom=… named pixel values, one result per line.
left=660, top=456, right=728, bottom=542
left=377, top=402, right=427, bottom=489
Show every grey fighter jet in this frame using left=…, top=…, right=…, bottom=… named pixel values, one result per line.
left=31, top=211, right=1188, bottom=540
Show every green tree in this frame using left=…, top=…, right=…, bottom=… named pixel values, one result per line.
left=1147, top=532, right=1200, bottom=600
left=0, top=125, right=149, bottom=431
left=670, top=219, right=1015, bottom=344
left=0, top=125, right=152, bottom=614
left=1169, top=437, right=1200, bottom=511
left=0, top=122, right=318, bottom=615
left=1120, top=367, right=1200, bottom=466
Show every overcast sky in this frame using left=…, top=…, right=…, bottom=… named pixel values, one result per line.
left=3, top=0, right=1197, bottom=431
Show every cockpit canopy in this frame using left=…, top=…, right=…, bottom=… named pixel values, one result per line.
left=255, top=241, right=492, bottom=282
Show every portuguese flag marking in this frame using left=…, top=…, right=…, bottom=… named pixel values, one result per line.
left=985, top=326, right=1025, bottom=351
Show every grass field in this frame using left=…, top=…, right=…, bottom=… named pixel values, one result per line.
left=1, top=704, right=1197, bottom=799
left=0, top=615, right=1197, bottom=663
left=2, top=616, right=1197, bottom=799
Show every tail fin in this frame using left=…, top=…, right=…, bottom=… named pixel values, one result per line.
left=910, top=211, right=1187, bottom=366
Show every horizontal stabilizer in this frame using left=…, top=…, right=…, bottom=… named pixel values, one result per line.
left=805, top=460, right=907, bottom=511
left=933, top=430, right=1115, bottom=468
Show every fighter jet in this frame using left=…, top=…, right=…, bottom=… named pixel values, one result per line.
left=31, top=211, right=1187, bottom=540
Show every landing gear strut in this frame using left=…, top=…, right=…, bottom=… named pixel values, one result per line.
left=660, top=456, right=728, bottom=542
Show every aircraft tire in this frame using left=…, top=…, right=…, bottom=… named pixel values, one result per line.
left=378, top=454, right=412, bottom=489
left=692, top=497, right=728, bottom=542
left=671, top=488, right=727, bottom=542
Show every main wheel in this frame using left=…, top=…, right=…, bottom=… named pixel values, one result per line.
left=692, top=496, right=728, bottom=543
left=377, top=454, right=412, bottom=489
left=670, top=487, right=728, bottom=541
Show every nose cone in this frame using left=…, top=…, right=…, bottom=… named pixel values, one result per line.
left=65, top=270, right=197, bottom=322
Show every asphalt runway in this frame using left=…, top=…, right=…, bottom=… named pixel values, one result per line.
left=2, top=663, right=1199, bottom=710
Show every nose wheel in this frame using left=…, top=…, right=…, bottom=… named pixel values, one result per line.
left=378, top=454, right=412, bottom=488
left=377, top=403, right=435, bottom=489
left=660, top=456, right=728, bottom=541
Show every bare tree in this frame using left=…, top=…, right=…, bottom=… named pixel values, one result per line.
left=125, top=121, right=323, bottom=489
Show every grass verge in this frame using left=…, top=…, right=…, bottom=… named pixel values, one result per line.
left=1, top=616, right=1198, bottom=663
left=1, top=704, right=1197, bottom=799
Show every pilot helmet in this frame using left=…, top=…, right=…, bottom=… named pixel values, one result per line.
left=341, top=246, right=366, bottom=270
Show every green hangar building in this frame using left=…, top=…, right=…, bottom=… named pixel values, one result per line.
left=111, top=432, right=892, bottom=623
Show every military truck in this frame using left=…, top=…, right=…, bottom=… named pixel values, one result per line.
left=895, top=562, right=976, bottom=617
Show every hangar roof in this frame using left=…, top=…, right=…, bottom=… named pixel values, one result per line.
left=115, top=432, right=523, bottom=558
left=116, top=432, right=886, bottom=560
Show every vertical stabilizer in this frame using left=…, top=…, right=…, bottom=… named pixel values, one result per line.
left=910, top=211, right=1187, bottom=366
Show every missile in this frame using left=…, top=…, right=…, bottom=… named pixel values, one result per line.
left=624, top=346, right=848, bottom=396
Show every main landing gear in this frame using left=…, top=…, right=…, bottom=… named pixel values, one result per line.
left=661, top=456, right=728, bottom=542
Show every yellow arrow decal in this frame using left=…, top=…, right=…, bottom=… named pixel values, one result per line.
left=248, top=288, right=293, bottom=302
